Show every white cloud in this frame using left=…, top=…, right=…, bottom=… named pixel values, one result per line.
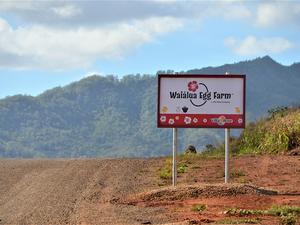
left=0, top=1, right=35, bottom=10
left=256, top=2, right=300, bottom=27
left=0, top=1, right=298, bottom=29
left=216, top=1, right=252, bottom=20
left=224, top=4, right=252, bottom=20
left=0, top=1, right=299, bottom=71
left=225, top=36, right=293, bottom=55
left=0, top=1, right=254, bottom=28
left=0, top=17, right=183, bottom=69
left=52, top=5, right=82, bottom=18
left=152, top=0, right=179, bottom=3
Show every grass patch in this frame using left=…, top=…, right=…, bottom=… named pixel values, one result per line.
left=219, top=170, right=246, bottom=179
left=225, top=205, right=300, bottom=216
left=158, top=158, right=189, bottom=180
left=233, top=107, right=300, bottom=155
left=217, top=218, right=261, bottom=224
left=280, top=213, right=297, bottom=225
left=225, top=208, right=263, bottom=216
left=158, top=150, right=225, bottom=180
left=268, top=205, right=300, bottom=225
left=159, top=169, right=172, bottom=180
left=180, top=149, right=225, bottom=162
left=267, top=205, right=300, bottom=216
left=177, top=163, right=188, bottom=173
left=230, top=170, right=245, bottom=178
left=158, top=158, right=172, bottom=179
left=225, top=205, right=300, bottom=225
left=238, top=177, right=249, bottom=184
left=191, top=204, right=207, bottom=212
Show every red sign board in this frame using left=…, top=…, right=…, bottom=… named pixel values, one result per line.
left=157, top=74, right=246, bottom=128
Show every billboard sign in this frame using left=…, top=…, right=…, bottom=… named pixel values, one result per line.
left=157, top=74, right=246, bottom=128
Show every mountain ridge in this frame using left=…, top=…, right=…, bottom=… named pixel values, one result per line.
left=0, top=56, right=299, bottom=158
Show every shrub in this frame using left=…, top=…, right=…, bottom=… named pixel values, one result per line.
left=225, top=205, right=300, bottom=225
left=191, top=204, right=207, bottom=212
left=158, top=158, right=188, bottom=180
left=234, top=108, right=300, bottom=155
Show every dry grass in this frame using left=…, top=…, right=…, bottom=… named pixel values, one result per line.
left=236, top=108, right=300, bottom=154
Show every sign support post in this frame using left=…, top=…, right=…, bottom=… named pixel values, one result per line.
left=172, top=128, right=178, bottom=187
left=225, top=72, right=230, bottom=184
left=225, top=128, right=230, bottom=183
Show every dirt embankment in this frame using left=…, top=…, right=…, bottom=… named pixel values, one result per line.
left=0, top=155, right=299, bottom=225
left=0, top=158, right=171, bottom=225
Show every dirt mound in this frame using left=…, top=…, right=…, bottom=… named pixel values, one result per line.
left=130, top=184, right=278, bottom=203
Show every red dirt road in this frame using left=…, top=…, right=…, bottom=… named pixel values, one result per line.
left=0, top=155, right=299, bottom=225
left=0, top=159, right=171, bottom=225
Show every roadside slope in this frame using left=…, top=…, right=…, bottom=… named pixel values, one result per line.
left=0, top=158, right=170, bottom=225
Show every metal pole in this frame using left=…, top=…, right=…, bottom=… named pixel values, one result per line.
left=225, top=128, right=230, bottom=183
left=225, top=71, right=230, bottom=184
left=172, top=128, right=178, bottom=187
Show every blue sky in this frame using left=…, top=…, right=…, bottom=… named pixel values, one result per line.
left=0, top=0, right=299, bottom=98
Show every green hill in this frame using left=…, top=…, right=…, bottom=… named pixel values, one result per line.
left=231, top=107, right=300, bottom=155
left=0, top=56, right=299, bottom=158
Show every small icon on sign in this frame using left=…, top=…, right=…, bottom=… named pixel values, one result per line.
left=160, top=116, right=166, bottom=122
left=235, top=107, right=241, bottom=113
left=184, top=116, right=191, bottom=124
left=182, top=106, right=188, bottom=113
left=161, top=106, right=168, bottom=113
left=168, top=118, right=175, bottom=125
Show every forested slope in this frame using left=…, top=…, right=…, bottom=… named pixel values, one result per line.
left=0, top=56, right=299, bottom=157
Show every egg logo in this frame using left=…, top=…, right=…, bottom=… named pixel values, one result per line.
left=189, top=82, right=209, bottom=107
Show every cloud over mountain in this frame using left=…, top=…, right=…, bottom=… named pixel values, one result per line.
left=0, top=16, right=183, bottom=69
left=0, top=1, right=299, bottom=70
left=225, top=36, right=293, bottom=56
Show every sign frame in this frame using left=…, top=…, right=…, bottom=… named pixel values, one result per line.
left=157, top=74, right=246, bottom=129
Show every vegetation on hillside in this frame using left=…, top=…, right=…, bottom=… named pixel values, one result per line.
left=231, top=107, right=300, bottom=155
left=0, top=56, right=299, bottom=157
